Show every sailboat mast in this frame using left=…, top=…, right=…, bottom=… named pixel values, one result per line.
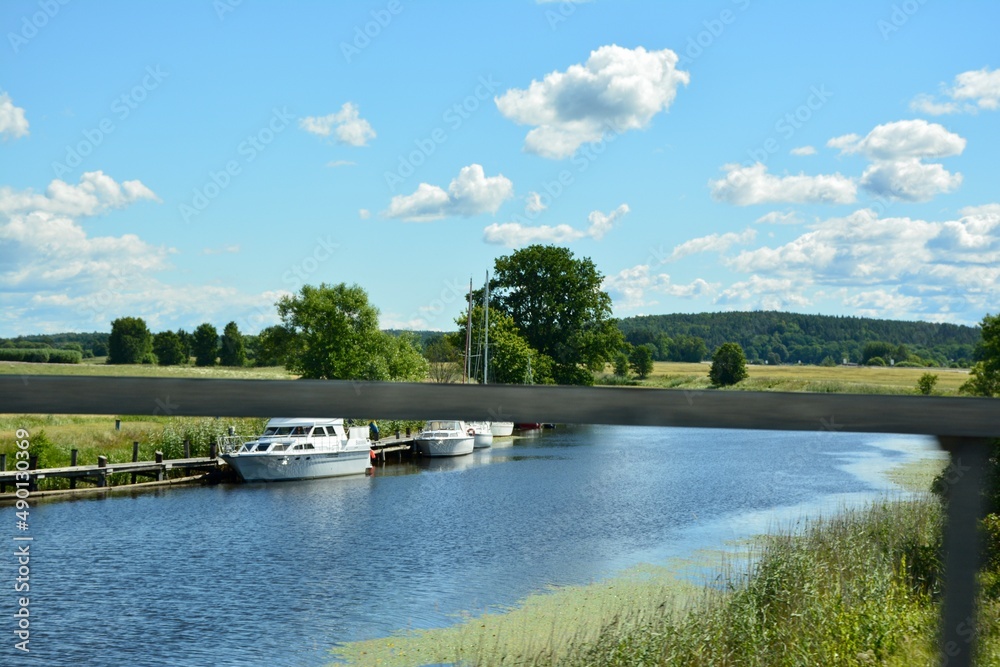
left=483, top=271, right=489, bottom=385
left=464, top=278, right=473, bottom=384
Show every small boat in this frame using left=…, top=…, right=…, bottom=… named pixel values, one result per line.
left=219, top=418, right=371, bottom=482
left=415, top=420, right=475, bottom=457
left=467, top=421, right=494, bottom=448
left=515, top=423, right=542, bottom=430
left=490, top=421, right=514, bottom=437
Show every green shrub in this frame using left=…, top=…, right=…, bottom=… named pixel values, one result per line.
left=867, top=356, right=887, bottom=366
left=916, top=372, right=938, bottom=395
left=46, top=349, right=83, bottom=364
left=0, top=348, right=51, bottom=362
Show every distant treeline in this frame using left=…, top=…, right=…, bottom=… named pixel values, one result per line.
left=617, top=311, right=980, bottom=367
left=0, top=332, right=108, bottom=363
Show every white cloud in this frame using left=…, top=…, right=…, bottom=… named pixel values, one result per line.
left=827, top=119, right=965, bottom=160
left=483, top=204, right=629, bottom=247
left=0, top=92, right=29, bottom=140
left=909, top=94, right=960, bottom=116
left=859, top=158, right=962, bottom=201
left=667, top=228, right=756, bottom=261
left=910, top=67, right=1000, bottom=115
left=525, top=191, right=548, bottom=213
left=0, top=171, right=159, bottom=217
left=0, top=174, right=289, bottom=335
left=495, top=44, right=689, bottom=159
left=359, top=208, right=371, bottom=219
left=755, top=210, right=802, bottom=225
left=602, top=264, right=714, bottom=309
left=326, top=160, right=357, bottom=168
left=842, top=289, right=923, bottom=319
left=385, top=164, right=513, bottom=221
left=715, top=275, right=812, bottom=311
left=790, top=146, right=816, bottom=156
left=300, top=103, right=376, bottom=147
left=709, top=163, right=857, bottom=206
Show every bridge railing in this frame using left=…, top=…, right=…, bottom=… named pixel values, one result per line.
left=2, top=375, right=998, bottom=666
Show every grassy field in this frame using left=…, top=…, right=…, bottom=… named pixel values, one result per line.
left=0, top=359, right=295, bottom=379
left=610, top=361, right=972, bottom=395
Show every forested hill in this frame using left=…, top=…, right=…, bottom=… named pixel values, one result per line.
left=617, top=311, right=980, bottom=366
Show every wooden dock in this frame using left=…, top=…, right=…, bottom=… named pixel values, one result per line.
left=0, top=453, right=223, bottom=493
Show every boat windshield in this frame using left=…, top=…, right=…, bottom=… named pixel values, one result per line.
left=425, top=420, right=461, bottom=431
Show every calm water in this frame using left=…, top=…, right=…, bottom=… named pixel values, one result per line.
left=4, top=425, right=939, bottom=667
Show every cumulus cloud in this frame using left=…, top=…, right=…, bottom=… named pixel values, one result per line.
left=359, top=208, right=371, bottom=219
left=667, top=228, right=756, bottom=261
left=495, top=45, right=689, bottom=159
left=300, top=103, right=376, bottom=146
left=827, top=119, right=965, bottom=160
left=826, top=120, right=965, bottom=202
left=385, top=164, right=513, bottom=221
left=602, top=264, right=714, bottom=309
left=0, top=171, right=159, bottom=218
left=790, top=146, right=816, bottom=156
left=859, top=158, right=962, bottom=201
left=755, top=210, right=802, bottom=225
left=910, top=67, right=1000, bottom=114
left=0, top=92, right=29, bottom=139
left=715, top=276, right=812, bottom=311
left=525, top=192, right=548, bottom=213
left=483, top=204, right=629, bottom=247
left=709, top=163, right=857, bottom=206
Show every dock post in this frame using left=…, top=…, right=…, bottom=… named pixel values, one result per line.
left=28, top=455, right=37, bottom=492
left=115, top=419, right=121, bottom=431
left=155, top=451, right=164, bottom=481
left=131, top=441, right=139, bottom=484
left=209, top=442, right=218, bottom=459
left=184, top=439, right=191, bottom=459
left=0, top=453, right=5, bottom=492
left=70, top=449, right=78, bottom=489
left=97, top=455, right=108, bottom=488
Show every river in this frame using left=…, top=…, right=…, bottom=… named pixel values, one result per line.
left=5, top=425, right=940, bottom=666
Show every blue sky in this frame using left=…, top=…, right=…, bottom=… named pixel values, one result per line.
left=1, top=0, right=998, bottom=337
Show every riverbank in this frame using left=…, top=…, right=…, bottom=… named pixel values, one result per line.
left=331, top=451, right=991, bottom=667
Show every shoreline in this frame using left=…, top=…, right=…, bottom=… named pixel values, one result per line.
left=330, top=440, right=948, bottom=666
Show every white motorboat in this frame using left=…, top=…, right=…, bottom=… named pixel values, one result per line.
left=219, top=418, right=371, bottom=482
left=415, top=420, right=475, bottom=457
left=467, top=421, right=494, bottom=448
left=490, top=421, right=514, bottom=437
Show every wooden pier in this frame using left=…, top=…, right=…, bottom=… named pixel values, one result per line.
left=0, top=451, right=223, bottom=495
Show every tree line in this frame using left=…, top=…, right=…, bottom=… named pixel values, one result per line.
left=619, top=311, right=979, bottom=367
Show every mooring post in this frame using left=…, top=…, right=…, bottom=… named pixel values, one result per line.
left=96, top=455, right=108, bottom=488
left=70, top=449, right=78, bottom=489
left=0, top=453, right=5, bottom=492
left=184, top=439, right=191, bottom=459
left=115, top=419, right=121, bottom=431
left=131, top=441, right=139, bottom=484
left=155, top=450, right=164, bottom=481
left=209, top=442, right=218, bottom=459
left=27, top=455, right=37, bottom=492
left=936, top=436, right=992, bottom=667
left=155, top=450, right=163, bottom=463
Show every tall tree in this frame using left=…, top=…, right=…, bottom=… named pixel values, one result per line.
left=219, top=321, right=246, bottom=367
left=709, top=342, right=749, bottom=387
left=277, top=283, right=426, bottom=381
left=192, top=323, right=219, bottom=367
left=253, top=325, right=293, bottom=367
left=629, top=344, right=655, bottom=379
left=490, top=245, right=622, bottom=385
left=107, top=317, right=152, bottom=365
left=961, top=313, right=1000, bottom=397
left=153, top=331, right=187, bottom=366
